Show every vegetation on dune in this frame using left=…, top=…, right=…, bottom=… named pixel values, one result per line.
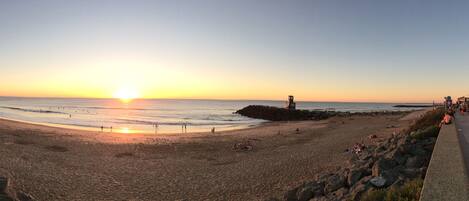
left=361, top=179, right=423, bottom=201
left=409, top=125, right=439, bottom=140
left=407, top=108, right=445, bottom=133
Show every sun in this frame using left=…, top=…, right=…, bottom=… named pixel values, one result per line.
left=113, top=87, right=139, bottom=103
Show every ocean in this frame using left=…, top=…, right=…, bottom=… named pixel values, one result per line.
left=0, top=97, right=429, bottom=134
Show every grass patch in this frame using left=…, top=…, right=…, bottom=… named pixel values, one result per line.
left=361, top=179, right=423, bottom=201
left=407, top=108, right=445, bottom=133
left=410, top=125, right=440, bottom=140
left=361, top=189, right=386, bottom=201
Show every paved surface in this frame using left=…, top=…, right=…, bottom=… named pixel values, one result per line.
left=420, top=118, right=469, bottom=201
left=456, top=113, right=469, bottom=174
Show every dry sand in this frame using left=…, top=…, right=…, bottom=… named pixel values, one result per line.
left=0, top=110, right=425, bottom=201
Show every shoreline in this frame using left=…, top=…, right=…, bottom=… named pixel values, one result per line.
left=0, top=109, right=419, bottom=137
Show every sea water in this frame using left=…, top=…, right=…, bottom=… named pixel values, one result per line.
left=0, top=97, right=428, bottom=134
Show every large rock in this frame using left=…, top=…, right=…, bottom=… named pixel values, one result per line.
left=347, top=168, right=367, bottom=186
left=283, top=187, right=299, bottom=201
left=349, top=183, right=369, bottom=201
left=405, top=156, right=425, bottom=168
left=409, top=144, right=427, bottom=156
left=385, top=150, right=407, bottom=165
left=372, top=158, right=397, bottom=177
left=400, top=167, right=422, bottom=179
left=0, top=177, right=8, bottom=193
left=0, top=194, right=14, bottom=201
left=324, top=174, right=345, bottom=193
left=330, top=187, right=348, bottom=199
left=296, top=181, right=324, bottom=201
left=381, top=169, right=399, bottom=187
left=369, top=176, right=386, bottom=187
left=296, top=187, right=312, bottom=201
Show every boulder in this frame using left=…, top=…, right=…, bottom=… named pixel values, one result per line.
left=372, top=158, right=397, bottom=177
left=381, top=169, right=399, bottom=186
left=324, top=174, right=345, bottom=193
left=296, top=187, right=313, bottom=201
left=304, top=181, right=325, bottom=198
left=385, top=150, right=407, bottom=165
left=283, top=187, right=299, bottom=201
left=347, top=168, right=366, bottom=186
left=0, top=194, right=14, bottom=201
left=0, top=177, right=8, bottom=193
left=369, top=176, right=386, bottom=188
left=309, top=196, right=328, bottom=201
left=357, top=175, right=372, bottom=185
left=330, top=187, right=348, bottom=199
left=405, top=156, right=424, bottom=168
left=400, top=168, right=421, bottom=178
left=349, top=183, right=368, bottom=201
left=409, top=144, right=427, bottom=156
left=294, top=181, right=324, bottom=201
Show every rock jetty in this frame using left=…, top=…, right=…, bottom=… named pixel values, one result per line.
left=236, top=105, right=409, bottom=121
left=236, top=105, right=342, bottom=121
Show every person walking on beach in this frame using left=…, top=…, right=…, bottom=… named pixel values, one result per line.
left=110, top=126, right=113, bottom=132
left=101, top=126, right=104, bottom=132
left=184, top=123, right=187, bottom=133
left=211, top=127, right=215, bottom=133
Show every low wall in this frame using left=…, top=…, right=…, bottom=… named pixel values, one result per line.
left=420, top=123, right=469, bottom=201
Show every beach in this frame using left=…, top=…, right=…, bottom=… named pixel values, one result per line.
left=0, top=110, right=427, bottom=201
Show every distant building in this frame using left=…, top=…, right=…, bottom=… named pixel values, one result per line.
left=457, top=96, right=469, bottom=104
left=286, top=95, right=296, bottom=110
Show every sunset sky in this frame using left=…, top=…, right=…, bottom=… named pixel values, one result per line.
left=1, top=0, right=468, bottom=102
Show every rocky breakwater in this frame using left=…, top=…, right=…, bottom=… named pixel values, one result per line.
left=271, top=108, right=444, bottom=201
left=236, top=105, right=343, bottom=121
left=236, top=105, right=410, bottom=121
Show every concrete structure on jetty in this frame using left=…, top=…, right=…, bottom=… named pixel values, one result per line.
left=286, top=95, right=296, bottom=110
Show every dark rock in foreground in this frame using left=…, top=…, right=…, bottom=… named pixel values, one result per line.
left=236, top=105, right=340, bottom=121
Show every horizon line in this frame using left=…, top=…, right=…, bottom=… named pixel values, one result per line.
left=0, top=95, right=434, bottom=104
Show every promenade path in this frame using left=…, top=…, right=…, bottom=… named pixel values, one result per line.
left=420, top=112, right=469, bottom=201
left=456, top=112, right=469, bottom=174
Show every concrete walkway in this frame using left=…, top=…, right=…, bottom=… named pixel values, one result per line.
left=456, top=112, right=469, bottom=175
left=420, top=113, right=469, bottom=201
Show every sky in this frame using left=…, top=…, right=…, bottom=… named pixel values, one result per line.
left=1, top=0, right=468, bottom=103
